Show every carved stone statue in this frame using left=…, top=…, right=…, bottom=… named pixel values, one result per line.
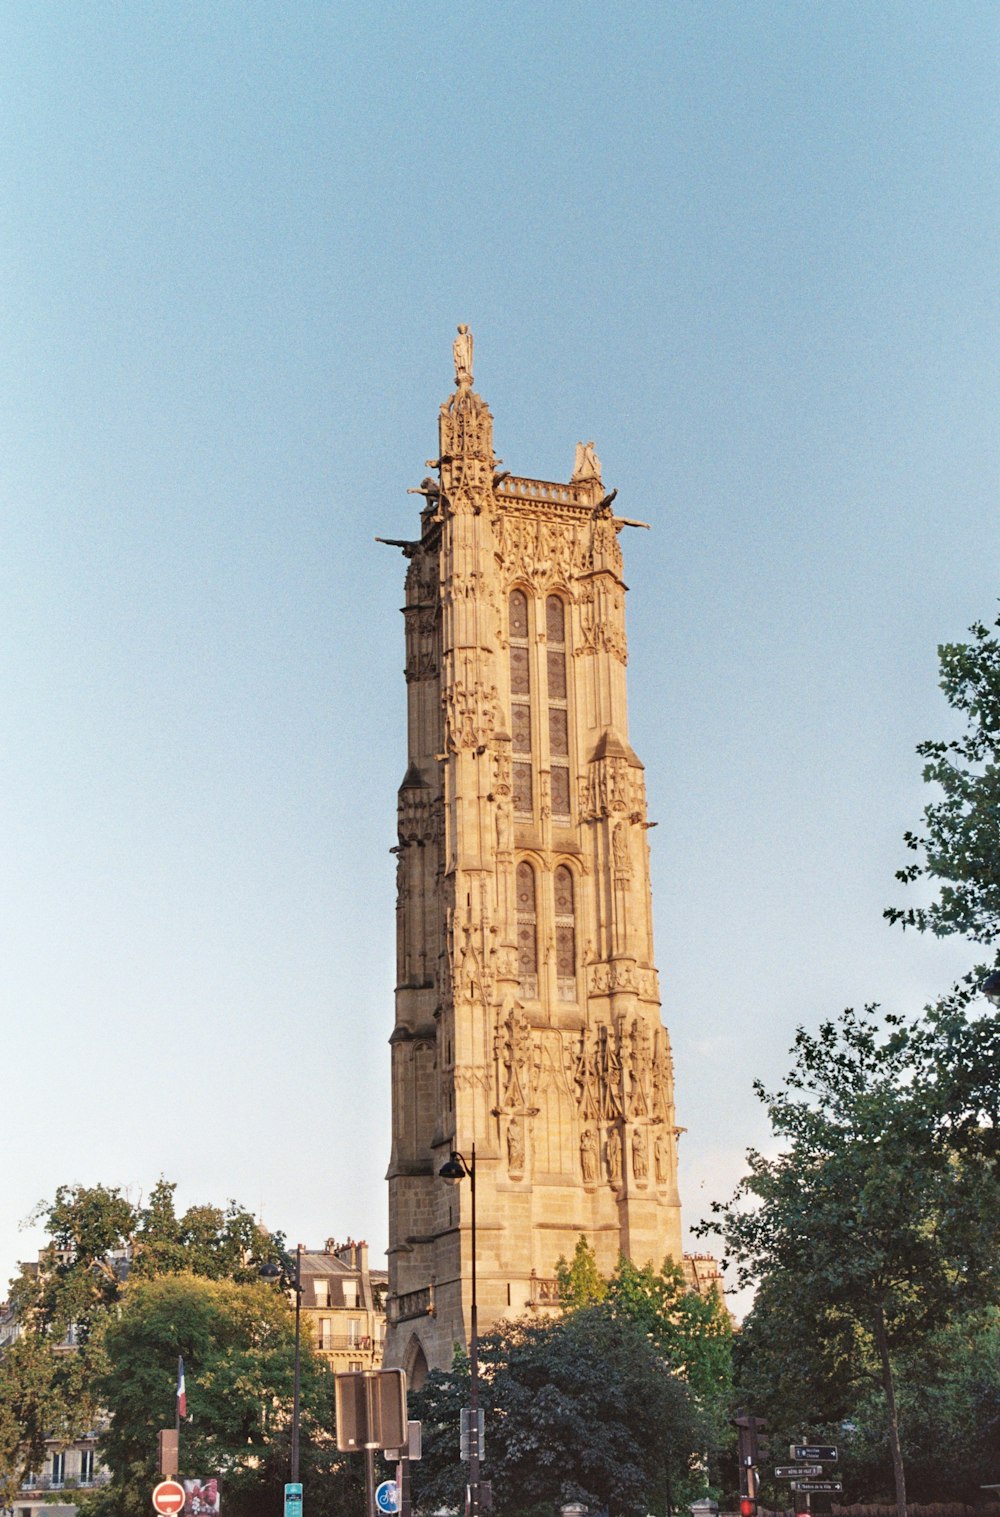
left=572, top=440, right=602, bottom=482
left=607, top=1126, right=622, bottom=1185
left=655, top=1129, right=668, bottom=1184
left=632, top=1126, right=648, bottom=1181
left=453, top=324, right=474, bottom=386
left=580, top=1127, right=598, bottom=1182
left=612, top=819, right=630, bottom=872
left=507, top=1117, right=524, bottom=1173
left=495, top=799, right=513, bottom=854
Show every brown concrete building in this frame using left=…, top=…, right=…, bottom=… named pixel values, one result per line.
left=383, top=329, right=688, bottom=1382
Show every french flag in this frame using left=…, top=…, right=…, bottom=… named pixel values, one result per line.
left=177, top=1357, right=187, bottom=1420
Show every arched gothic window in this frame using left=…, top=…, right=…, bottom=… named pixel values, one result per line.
left=554, top=864, right=577, bottom=1001
left=546, top=596, right=571, bottom=819
left=509, top=590, right=533, bottom=816
left=516, top=860, right=538, bottom=999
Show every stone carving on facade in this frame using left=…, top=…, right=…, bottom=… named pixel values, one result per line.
left=586, top=959, right=640, bottom=997
left=495, top=511, right=582, bottom=593
left=495, top=798, right=513, bottom=856
left=580, top=1127, right=598, bottom=1183
left=576, top=581, right=628, bottom=664
left=612, top=819, right=632, bottom=876
left=506, top=1116, right=525, bottom=1176
left=397, top=786, right=436, bottom=848
left=651, top=1027, right=673, bottom=1123
left=606, top=1125, right=622, bottom=1186
left=654, top=1127, right=671, bottom=1185
left=574, top=1026, right=601, bottom=1120
left=625, top=1017, right=653, bottom=1118
left=580, top=755, right=630, bottom=821
left=598, top=1023, right=624, bottom=1119
left=632, top=1125, right=649, bottom=1182
left=444, top=680, right=498, bottom=753
left=491, top=739, right=512, bottom=797
left=496, top=1003, right=534, bottom=1111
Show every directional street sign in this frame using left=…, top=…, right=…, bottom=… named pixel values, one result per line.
left=151, top=1481, right=186, bottom=1515
left=792, top=1481, right=844, bottom=1494
left=285, top=1481, right=304, bottom=1517
left=376, top=1479, right=400, bottom=1514
left=775, top=1466, right=824, bottom=1479
left=790, top=1445, right=838, bottom=1462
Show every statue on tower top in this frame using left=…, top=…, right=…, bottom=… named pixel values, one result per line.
left=453, top=323, right=474, bottom=387
left=572, top=440, right=602, bottom=484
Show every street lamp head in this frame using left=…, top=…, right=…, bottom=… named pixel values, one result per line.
left=439, top=1151, right=468, bottom=1183
left=983, top=970, right=1000, bottom=1006
left=258, top=1260, right=282, bottom=1282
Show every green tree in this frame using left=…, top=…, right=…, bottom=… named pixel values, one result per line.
left=886, top=611, right=1000, bottom=951
left=699, top=1006, right=1000, bottom=1517
left=411, top=1308, right=711, bottom=1517
left=0, top=1180, right=284, bottom=1502
left=83, top=1272, right=336, bottom=1517
left=558, top=1240, right=733, bottom=1442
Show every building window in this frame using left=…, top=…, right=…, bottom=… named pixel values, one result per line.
left=347, top=1319, right=360, bottom=1346
left=319, top=1318, right=333, bottom=1350
left=313, top=1279, right=329, bottom=1307
left=546, top=596, right=571, bottom=819
left=349, top=1360, right=362, bottom=1372
left=554, top=865, right=577, bottom=1001
left=51, top=1452, right=65, bottom=1486
left=509, top=590, right=533, bottom=816
left=516, top=861, right=538, bottom=999
left=80, top=1449, right=95, bottom=1484
left=342, top=1280, right=358, bottom=1309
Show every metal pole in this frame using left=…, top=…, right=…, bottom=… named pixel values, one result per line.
left=468, top=1145, right=479, bottom=1517
left=291, top=1243, right=302, bottom=1485
left=365, top=1446, right=377, bottom=1517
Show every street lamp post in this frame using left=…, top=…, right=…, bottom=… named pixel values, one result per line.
left=261, top=1244, right=304, bottom=1491
left=439, top=1146, right=479, bottom=1517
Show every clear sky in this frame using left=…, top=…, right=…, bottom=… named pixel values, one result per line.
left=1, top=2, right=996, bottom=1302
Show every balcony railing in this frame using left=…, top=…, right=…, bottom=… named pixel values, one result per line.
left=387, top=1284, right=434, bottom=1324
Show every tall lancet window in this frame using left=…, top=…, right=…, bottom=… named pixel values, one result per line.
left=509, top=590, right=533, bottom=816
left=554, top=865, right=577, bottom=1001
left=546, top=596, right=571, bottom=820
left=516, top=861, right=538, bottom=1000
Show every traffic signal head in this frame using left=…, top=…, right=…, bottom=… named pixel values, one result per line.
left=740, top=1500, right=756, bottom=1517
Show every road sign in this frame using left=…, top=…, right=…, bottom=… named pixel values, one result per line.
left=790, top=1445, right=838, bottom=1462
left=285, top=1481, right=303, bottom=1517
left=151, top=1480, right=186, bottom=1515
left=776, top=1466, right=824, bottom=1479
left=792, top=1481, right=844, bottom=1494
left=376, top=1479, right=400, bottom=1513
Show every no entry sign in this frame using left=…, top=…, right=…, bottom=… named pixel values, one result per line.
left=152, top=1479, right=186, bottom=1514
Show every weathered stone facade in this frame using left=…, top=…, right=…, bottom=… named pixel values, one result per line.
left=383, top=331, right=683, bottom=1381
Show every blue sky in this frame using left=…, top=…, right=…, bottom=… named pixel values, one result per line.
left=1, top=2, right=996, bottom=1299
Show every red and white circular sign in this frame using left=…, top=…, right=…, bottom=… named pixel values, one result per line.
left=152, top=1479, right=186, bottom=1514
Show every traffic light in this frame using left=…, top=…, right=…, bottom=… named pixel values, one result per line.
left=731, top=1413, right=766, bottom=1516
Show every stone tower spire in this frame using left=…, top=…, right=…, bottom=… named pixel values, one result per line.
left=383, top=330, right=683, bottom=1382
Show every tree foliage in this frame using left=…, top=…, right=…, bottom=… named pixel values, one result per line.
left=84, top=1273, right=338, bottom=1517
left=0, top=1180, right=286, bottom=1507
left=886, top=612, right=1000, bottom=949
left=410, top=1308, right=712, bottom=1517
left=700, top=1006, right=1000, bottom=1517
left=558, top=1241, right=733, bottom=1435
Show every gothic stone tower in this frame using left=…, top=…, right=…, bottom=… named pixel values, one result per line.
left=383, top=329, right=683, bottom=1381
